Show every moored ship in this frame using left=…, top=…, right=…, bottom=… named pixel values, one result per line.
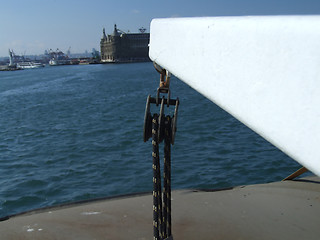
left=17, top=61, right=45, bottom=69
left=3, top=49, right=44, bottom=70
left=48, top=49, right=70, bottom=66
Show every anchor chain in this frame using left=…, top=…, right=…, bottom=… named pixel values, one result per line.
left=144, top=63, right=179, bottom=240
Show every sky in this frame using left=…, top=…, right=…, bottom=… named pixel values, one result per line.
left=1, top=0, right=320, bottom=57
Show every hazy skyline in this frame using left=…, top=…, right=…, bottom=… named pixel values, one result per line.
left=1, top=0, right=320, bottom=57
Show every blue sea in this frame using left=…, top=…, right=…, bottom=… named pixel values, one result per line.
left=0, top=62, right=299, bottom=218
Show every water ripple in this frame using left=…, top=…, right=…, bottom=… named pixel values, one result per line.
left=0, top=63, right=300, bottom=217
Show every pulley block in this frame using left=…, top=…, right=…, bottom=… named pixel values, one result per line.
left=143, top=96, right=179, bottom=144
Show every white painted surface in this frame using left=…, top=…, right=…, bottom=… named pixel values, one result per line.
left=149, top=16, right=320, bottom=176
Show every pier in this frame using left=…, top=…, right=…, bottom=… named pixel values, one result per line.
left=0, top=65, right=23, bottom=71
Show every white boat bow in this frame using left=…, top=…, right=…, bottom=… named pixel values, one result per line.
left=149, top=16, right=320, bottom=177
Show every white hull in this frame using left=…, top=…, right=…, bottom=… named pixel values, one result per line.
left=17, top=62, right=44, bottom=69
left=49, top=59, right=69, bottom=66
left=149, top=16, right=320, bottom=177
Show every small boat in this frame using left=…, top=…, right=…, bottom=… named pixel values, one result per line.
left=49, top=59, right=69, bottom=66
left=17, top=62, right=45, bottom=69
left=48, top=59, right=58, bottom=66
left=79, top=59, right=90, bottom=65
left=5, top=50, right=43, bottom=70
left=48, top=49, right=70, bottom=66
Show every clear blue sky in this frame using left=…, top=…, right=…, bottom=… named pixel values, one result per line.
left=1, top=0, right=320, bottom=57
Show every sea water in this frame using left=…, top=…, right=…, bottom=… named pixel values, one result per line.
left=0, top=62, right=299, bottom=218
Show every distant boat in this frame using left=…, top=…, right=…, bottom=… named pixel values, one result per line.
left=17, top=62, right=44, bottom=69
left=7, top=49, right=44, bottom=69
left=49, top=58, right=69, bottom=66
left=79, top=59, right=90, bottom=65
left=49, top=57, right=69, bottom=66
left=48, top=49, right=70, bottom=66
left=49, top=59, right=58, bottom=66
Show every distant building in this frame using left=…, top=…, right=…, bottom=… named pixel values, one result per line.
left=100, top=24, right=150, bottom=63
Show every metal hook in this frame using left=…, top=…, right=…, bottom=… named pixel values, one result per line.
left=171, top=98, right=179, bottom=145
left=154, top=62, right=171, bottom=92
left=158, top=97, right=165, bottom=143
left=143, top=95, right=152, bottom=142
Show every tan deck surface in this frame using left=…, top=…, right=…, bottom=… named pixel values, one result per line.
left=0, top=177, right=319, bottom=239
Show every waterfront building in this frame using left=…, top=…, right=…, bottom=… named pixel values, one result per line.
left=100, top=25, right=150, bottom=63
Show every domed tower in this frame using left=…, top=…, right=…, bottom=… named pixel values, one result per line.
left=100, top=28, right=108, bottom=61
left=102, top=28, right=107, bottom=40
left=112, top=24, right=120, bottom=37
left=99, top=24, right=150, bottom=63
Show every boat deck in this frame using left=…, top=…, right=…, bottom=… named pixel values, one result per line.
left=1, top=176, right=319, bottom=240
